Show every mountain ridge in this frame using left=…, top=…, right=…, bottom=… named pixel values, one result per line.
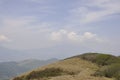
left=13, top=53, right=120, bottom=80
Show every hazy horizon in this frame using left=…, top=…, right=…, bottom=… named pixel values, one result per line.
left=0, top=0, right=120, bottom=62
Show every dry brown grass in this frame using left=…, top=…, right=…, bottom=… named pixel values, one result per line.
left=14, top=58, right=113, bottom=80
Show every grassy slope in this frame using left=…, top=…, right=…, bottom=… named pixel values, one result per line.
left=13, top=57, right=113, bottom=80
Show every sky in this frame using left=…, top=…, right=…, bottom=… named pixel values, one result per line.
left=0, top=0, right=120, bottom=61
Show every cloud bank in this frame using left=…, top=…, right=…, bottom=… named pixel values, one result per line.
left=50, top=29, right=103, bottom=43
left=69, top=0, right=120, bottom=24
left=0, top=0, right=120, bottom=59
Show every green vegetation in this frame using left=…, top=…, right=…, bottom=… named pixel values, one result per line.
left=94, top=63, right=120, bottom=80
left=13, top=53, right=120, bottom=80
left=79, top=53, right=120, bottom=80
left=94, top=54, right=119, bottom=66
left=26, top=68, right=63, bottom=79
left=79, top=53, right=119, bottom=66
left=78, top=53, right=99, bottom=62
left=13, top=68, right=76, bottom=80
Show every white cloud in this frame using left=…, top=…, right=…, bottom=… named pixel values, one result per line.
left=0, top=34, right=9, bottom=42
left=83, top=32, right=96, bottom=39
left=67, top=32, right=79, bottom=41
left=50, top=29, right=67, bottom=41
left=70, top=0, right=120, bottom=24
left=50, top=29, right=103, bottom=43
left=50, top=31, right=62, bottom=41
left=0, top=16, right=55, bottom=50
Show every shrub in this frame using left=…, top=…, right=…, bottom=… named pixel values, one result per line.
left=80, top=53, right=119, bottom=66
left=13, top=67, right=77, bottom=80
left=13, top=75, right=27, bottom=80
left=114, top=71, right=120, bottom=80
left=13, top=77, right=22, bottom=80
left=25, top=68, right=63, bottom=79
left=80, top=53, right=99, bottom=62
left=94, top=63, right=120, bottom=80
left=94, top=54, right=118, bottom=66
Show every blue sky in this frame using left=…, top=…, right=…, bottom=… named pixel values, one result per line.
left=0, top=0, right=120, bottom=61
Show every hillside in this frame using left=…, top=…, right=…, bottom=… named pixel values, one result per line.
left=13, top=53, right=120, bottom=80
left=0, top=58, right=58, bottom=80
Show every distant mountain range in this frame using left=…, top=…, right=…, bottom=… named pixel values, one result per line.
left=0, top=58, right=58, bottom=80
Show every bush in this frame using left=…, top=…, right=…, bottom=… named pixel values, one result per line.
left=13, top=77, right=23, bottom=80
left=13, top=67, right=77, bottom=80
left=13, top=76, right=27, bottom=80
left=25, top=68, right=63, bottom=79
left=94, top=54, right=119, bottom=66
left=80, top=53, right=119, bottom=66
left=94, top=63, right=120, bottom=80
left=114, top=71, right=120, bottom=80
left=80, top=53, right=99, bottom=62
